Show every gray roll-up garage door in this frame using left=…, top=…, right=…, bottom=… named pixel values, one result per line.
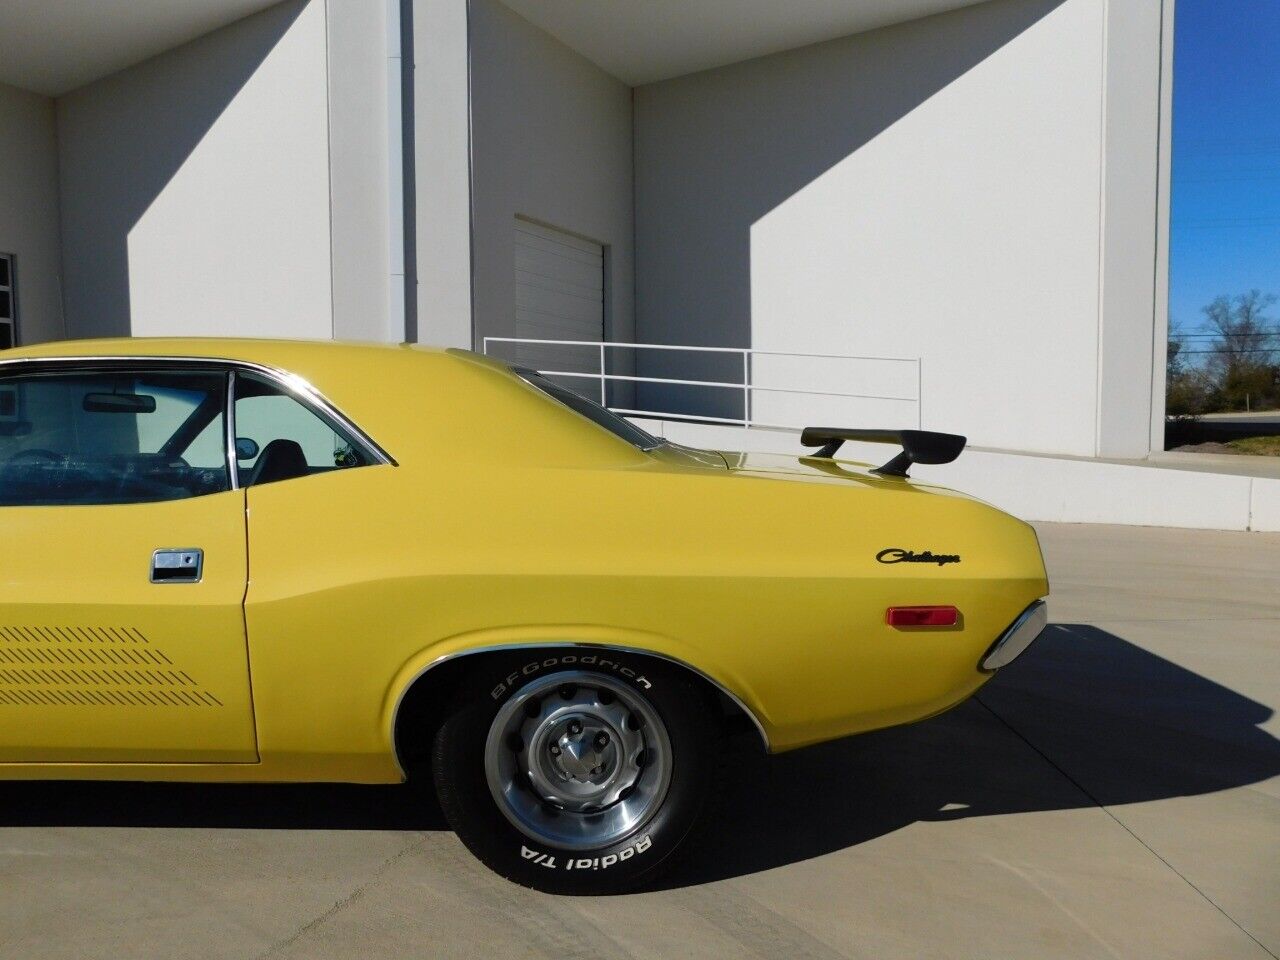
left=513, top=218, right=604, bottom=400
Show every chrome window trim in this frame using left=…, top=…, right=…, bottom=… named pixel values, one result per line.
left=389, top=642, right=771, bottom=779
left=225, top=369, right=239, bottom=491
left=0, top=355, right=397, bottom=469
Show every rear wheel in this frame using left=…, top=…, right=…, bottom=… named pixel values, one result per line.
left=431, top=653, right=717, bottom=893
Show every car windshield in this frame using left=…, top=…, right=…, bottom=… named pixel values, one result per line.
left=516, top=368, right=664, bottom=451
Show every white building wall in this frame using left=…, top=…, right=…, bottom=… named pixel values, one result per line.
left=1149, top=0, right=1176, bottom=455
left=1096, top=0, right=1167, bottom=457
left=325, top=0, right=396, bottom=342
left=635, top=0, right=1162, bottom=459
left=56, top=0, right=333, bottom=340
left=0, top=83, right=62, bottom=344
left=412, top=0, right=473, bottom=349
left=467, top=0, right=634, bottom=355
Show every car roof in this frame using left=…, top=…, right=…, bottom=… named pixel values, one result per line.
left=0, top=337, right=644, bottom=469
left=0, top=336, right=448, bottom=369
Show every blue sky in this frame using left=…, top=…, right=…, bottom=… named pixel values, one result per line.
left=1170, top=0, right=1280, bottom=338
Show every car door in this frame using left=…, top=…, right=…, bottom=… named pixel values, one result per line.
left=0, top=362, right=257, bottom=763
left=228, top=370, right=390, bottom=762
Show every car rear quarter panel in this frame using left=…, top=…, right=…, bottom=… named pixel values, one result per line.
left=241, top=445, right=1046, bottom=780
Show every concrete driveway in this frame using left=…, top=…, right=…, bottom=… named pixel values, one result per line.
left=2, top=523, right=1278, bottom=959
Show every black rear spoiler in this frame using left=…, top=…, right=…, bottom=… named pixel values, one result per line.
left=800, top=427, right=967, bottom=478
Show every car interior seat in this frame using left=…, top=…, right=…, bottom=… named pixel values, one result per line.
left=248, top=439, right=309, bottom=486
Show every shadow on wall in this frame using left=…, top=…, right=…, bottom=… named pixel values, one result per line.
left=55, top=0, right=307, bottom=339
left=633, top=0, right=1067, bottom=421
left=1, top=623, right=1276, bottom=892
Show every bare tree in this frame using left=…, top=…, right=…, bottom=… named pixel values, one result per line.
left=1166, top=319, right=1214, bottom=417
left=1203, top=290, right=1279, bottom=410
left=1167, top=319, right=1186, bottom=378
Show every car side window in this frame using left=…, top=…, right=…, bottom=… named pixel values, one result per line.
left=0, top=368, right=230, bottom=507
left=232, top=372, right=371, bottom=487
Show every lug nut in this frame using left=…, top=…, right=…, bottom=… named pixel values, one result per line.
left=549, top=744, right=561, bottom=755
left=594, top=732, right=609, bottom=748
left=568, top=720, right=582, bottom=735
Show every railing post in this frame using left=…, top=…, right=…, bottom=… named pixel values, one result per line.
left=917, top=358, right=923, bottom=430
left=742, top=350, right=751, bottom=429
left=600, top=343, right=607, bottom=406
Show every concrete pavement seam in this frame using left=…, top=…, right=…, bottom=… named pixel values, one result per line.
left=973, top=695, right=1279, bottom=960
left=676, top=884, right=863, bottom=960
left=251, top=833, right=432, bottom=960
left=1068, top=617, right=1280, bottom=624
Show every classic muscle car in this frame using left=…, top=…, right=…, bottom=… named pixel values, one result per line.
left=0, top=339, right=1048, bottom=893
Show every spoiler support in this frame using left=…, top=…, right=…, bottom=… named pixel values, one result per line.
left=800, top=427, right=966, bottom=478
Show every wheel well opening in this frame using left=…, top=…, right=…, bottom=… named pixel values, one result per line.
left=392, top=647, right=766, bottom=781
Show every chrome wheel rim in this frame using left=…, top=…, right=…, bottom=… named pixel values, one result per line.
left=484, top=671, right=672, bottom=851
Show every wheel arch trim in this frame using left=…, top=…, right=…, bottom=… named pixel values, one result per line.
left=387, top=641, right=771, bottom=778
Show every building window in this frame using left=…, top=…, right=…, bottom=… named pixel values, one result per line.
left=0, top=254, right=15, bottom=350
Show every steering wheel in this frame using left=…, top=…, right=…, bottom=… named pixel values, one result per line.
left=5, top=449, right=61, bottom=465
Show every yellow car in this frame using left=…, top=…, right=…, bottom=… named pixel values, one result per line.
left=0, top=338, right=1048, bottom=892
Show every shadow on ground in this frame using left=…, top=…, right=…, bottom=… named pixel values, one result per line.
left=662, top=624, right=1280, bottom=886
left=2, top=625, right=1277, bottom=888
left=0, top=778, right=445, bottom=832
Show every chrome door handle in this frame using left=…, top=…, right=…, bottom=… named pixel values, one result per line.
left=151, top=548, right=203, bottom=584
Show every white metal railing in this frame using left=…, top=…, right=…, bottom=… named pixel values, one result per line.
left=482, top=338, right=922, bottom=431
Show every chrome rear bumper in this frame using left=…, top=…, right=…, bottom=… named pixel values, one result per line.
left=980, top=599, right=1048, bottom=671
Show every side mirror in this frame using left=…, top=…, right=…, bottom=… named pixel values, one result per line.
left=235, top=437, right=260, bottom=461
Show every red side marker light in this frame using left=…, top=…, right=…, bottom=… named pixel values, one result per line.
left=887, top=605, right=959, bottom=627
